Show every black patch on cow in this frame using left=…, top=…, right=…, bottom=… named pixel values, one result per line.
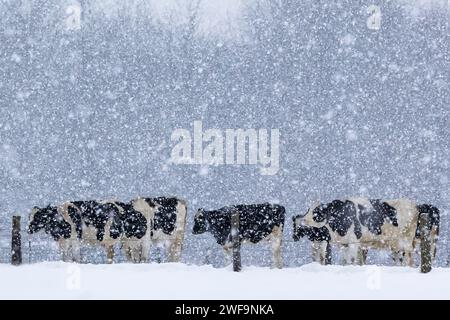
left=193, top=209, right=208, bottom=234
left=153, top=197, right=179, bottom=208
left=28, top=206, right=71, bottom=240
left=145, top=197, right=179, bottom=235
left=71, top=201, right=122, bottom=241
left=115, top=202, right=147, bottom=239
left=68, top=206, right=83, bottom=239
left=314, top=200, right=361, bottom=239
left=292, top=221, right=330, bottom=243
left=415, top=204, right=440, bottom=238
left=193, top=203, right=285, bottom=246
left=105, top=203, right=123, bottom=239
left=357, top=199, right=399, bottom=235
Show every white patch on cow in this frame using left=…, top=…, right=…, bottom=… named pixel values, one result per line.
left=300, top=201, right=325, bottom=228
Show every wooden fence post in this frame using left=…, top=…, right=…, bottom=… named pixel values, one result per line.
left=11, top=216, right=22, bottom=266
left=231, top=211, right=241, bottom=272
left=419, top=213, right=432, bottom=273
left=325, top=242, right=332, bottom=265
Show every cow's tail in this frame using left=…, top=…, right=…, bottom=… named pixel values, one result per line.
left=415, top=204, right=440, bottom=258
left=277, top=205, right=286, bottom=231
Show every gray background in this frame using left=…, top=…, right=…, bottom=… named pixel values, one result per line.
left=0, top=0, right=449, bottom=267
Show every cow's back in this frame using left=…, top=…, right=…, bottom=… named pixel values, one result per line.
left=358, top=198, right=418, bottom=249
left=236, top=203, right=285, bottom=244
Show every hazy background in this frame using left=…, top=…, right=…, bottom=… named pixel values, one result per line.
left=0, top=0, right=448, bottom=266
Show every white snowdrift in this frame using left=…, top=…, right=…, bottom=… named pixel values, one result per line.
left=1, top=262, right=449, bottom=299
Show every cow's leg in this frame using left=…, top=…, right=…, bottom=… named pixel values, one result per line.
left=312, top=241, right=326, bottom=264
left=340, top=244, right=349, bottom=265
left=223, top=245, right=232, bottom=266
left=167, top=231, right=184, bottom=263
left=59, top=239, right=71, bottom=262
left=311, top=242, right=320, bottom=263
left=135, top=241, right=144, bottom=263
left=131, top=243, right=141, bottom=263
left=341, top=244, right=357, bottom=265
left=140, top=240, right=151, bottom=263
left=106, top=244, right=114, bottom=264
left=270, top=225, right=283, bottom=269
left=71, top=240, right=81, bottom=263
left=362, top=249, right=368, bottom=265
left=357, top=247, right=367, bottom=266
left=398, top=251, right=405, bottom=266
left=390, top=250, right=399, bottom=265
left=406, top=250, right=414, bottom=267
left=167, top=240, right=180, bottom=263
left=122, top=241, right=133, bottom=262
left=320, top=241, right=331, bottom=265
left=348, top=244, right=360, bottom=265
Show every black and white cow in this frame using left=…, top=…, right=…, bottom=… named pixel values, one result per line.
left=28, top=200, right=124, bottom=263
left=27, top=205, right=72, bottom=241
left=28, top=197, right=187, bottom=264
left=294, top=198, right=422, bottom=266
left=119, top=197, right=187, bottom=263
left=193, top=203, right=285, bottom=268
left=292, top=222, right=331, bottom=265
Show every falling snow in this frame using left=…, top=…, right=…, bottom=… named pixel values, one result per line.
left=0, top=0, right=449, bottom=271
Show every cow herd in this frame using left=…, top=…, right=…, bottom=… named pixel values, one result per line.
left=27, top=196, right=440, bottom=269
left=28, top=197, right=187, bottom=263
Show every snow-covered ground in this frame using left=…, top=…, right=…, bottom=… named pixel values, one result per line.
left=1, top=262, right=449, bottom=299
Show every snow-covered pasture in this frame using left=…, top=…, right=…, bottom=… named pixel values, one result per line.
left=1, top=262, right=450, bottom=299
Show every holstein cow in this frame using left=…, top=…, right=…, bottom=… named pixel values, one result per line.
left=119, top=197, right=187, bottom=263
left=193, top=203, right=285, bottom=268
left=294, top=198, right=423, bottom=266
left=292, top=222, right=331, bottom=265
left=28, top=200, right=124, bottom=263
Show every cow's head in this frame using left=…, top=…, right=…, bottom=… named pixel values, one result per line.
left=28, top=205, right=71, bottom=240
left=192, top=208, right=207, bottom=234
left=292, top=215, right=308, bottom=241
left=312, top=205, right=329, bottom=222
left=299, top=201, right=329, bottom=227
left=28, top=206, right=55, bottom=234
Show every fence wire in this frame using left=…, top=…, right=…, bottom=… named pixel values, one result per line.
left=1, top=214, right=449, bottom=267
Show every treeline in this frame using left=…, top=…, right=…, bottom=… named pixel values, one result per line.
left=0, top=0, right=448, bottom=219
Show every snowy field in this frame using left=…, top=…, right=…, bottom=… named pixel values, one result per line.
left=1, top=262, right=450, bottom=299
